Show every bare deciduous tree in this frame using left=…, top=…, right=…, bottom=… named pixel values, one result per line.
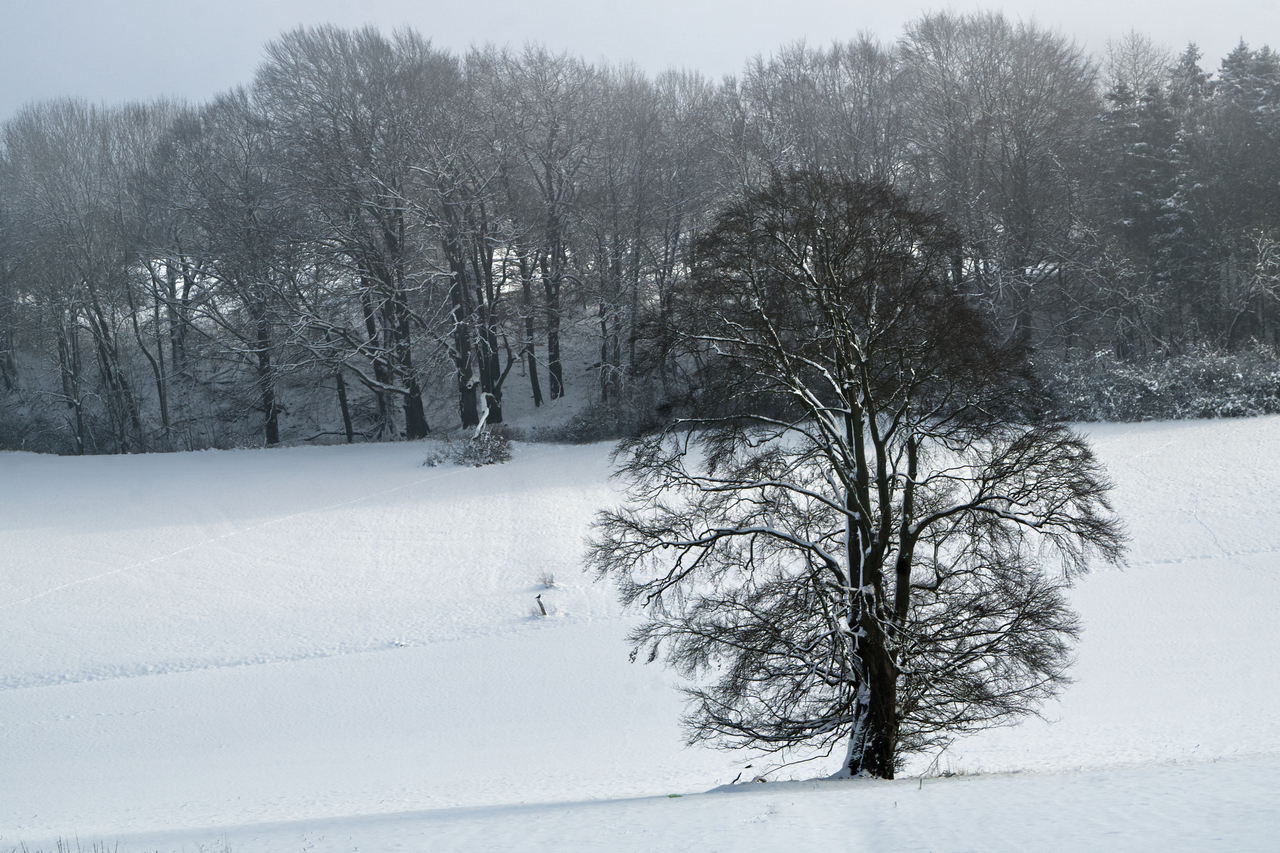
left=590, top=171, right=1125, bottom=778
left=255, top=26, right=457, bottom=439
left=899, top=12, right=1101, bottom=347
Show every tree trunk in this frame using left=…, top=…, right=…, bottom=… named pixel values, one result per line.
left=842, top=410, right=899, bottom=779
left=390, top=279, right=428, bottom=438
left=0, top=324, right=16, bottom=393
left=335, top=371, right=355, bottom=444
left=519, top=254, right=543, bottom=407
left=541, top=248, right=565, bottom=400
left=57, top=309, right=87, bottom=455
left=130, top=265, right=170, bottom=442
left=546, top=297, right=564, bottom=400
left=446, top=230, right=478, bottom=429
left=360, top=288, right=393, bottom=438
left=472, top=234, right=503, bottom=425
left=844, top=610, right=899, bottom=779
left=254, top=302, right=279, bottom=447
left=892, top=437, right=919, bottom=630
left=403, top=376, right=430, bottom=438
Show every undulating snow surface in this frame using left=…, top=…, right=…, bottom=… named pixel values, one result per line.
left=2, top=419, right=1279, bottom=851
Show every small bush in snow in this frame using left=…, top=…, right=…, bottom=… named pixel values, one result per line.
left=452, top=428, right=512, bottom=467
left=421, top=429, right=512, bottom=468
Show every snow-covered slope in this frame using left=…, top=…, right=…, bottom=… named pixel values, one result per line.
left=2, top=420, right=1278, bottom=851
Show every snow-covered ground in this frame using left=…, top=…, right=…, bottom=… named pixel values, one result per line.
left=2, top=418, right=1279, bottom=851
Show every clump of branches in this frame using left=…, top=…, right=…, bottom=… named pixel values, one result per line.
left=1045, top=344, right=1280, bottom=421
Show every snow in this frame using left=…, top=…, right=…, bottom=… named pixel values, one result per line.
left=3, top=418, right=1280, bottom=851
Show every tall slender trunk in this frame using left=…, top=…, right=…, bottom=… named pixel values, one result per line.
left=471, top=220, right=503, bottom=425
left=335, top=370, right=355, bottom=444
left=541, top=172, right=568, bottom=401
left=152, top=275, right=169, bottom=439
left=0, top=265, right=16, bottom=393
left=57, top=308, right=86, bottom=455
left=381, top=209, right=429, bottom=440
left=395, top=276, right=429, bottom=439
left=169, top=264, right=193, bottom=378
left=0, top=325, right=16, bottom=394
left=540, top=246, right=565, bottom=400
left=134, top=262, right=169, bottom=441
left=519, top=253, right=543, bottom=407
left=600, top=249, right=623, bottom=404
left=546, top=283, right=564, bottom=400
left=892, top=437, right=919, bottom=630
left=360, top=287, right=393, bottom=438
left=252, top=298, right=279, bottom=446
left=444, top=220, right=477, bottom=429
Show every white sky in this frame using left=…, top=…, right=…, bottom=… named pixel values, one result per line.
left=1, top=1, right=1278, bottom=122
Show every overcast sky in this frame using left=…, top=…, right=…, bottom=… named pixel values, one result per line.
left=2, top=1, right=1278, bottom=122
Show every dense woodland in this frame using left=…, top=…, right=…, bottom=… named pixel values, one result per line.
left=3, top=11, right=1280, bottom=453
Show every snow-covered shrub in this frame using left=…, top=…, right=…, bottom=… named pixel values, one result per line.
left=451, top=428, right=512, bottom=467
left=420, top=429, right=512, bottom=467
left=1045, top=344, right=1280, bottom=421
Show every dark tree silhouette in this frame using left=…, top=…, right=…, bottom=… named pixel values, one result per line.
left=589, top=171, right=1125, bottom=778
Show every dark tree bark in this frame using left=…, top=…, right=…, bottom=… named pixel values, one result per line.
left=335, top=370, right=355, bottom=443
left=541, top=246, right=566, bottom=401
left=518, top=252, right=544, bottom=407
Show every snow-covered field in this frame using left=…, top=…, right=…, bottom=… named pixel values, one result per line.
left=3, top=418, right=1279, bottom=851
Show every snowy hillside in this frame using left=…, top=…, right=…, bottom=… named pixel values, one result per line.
left=3, top=419, right=1279, bottom=851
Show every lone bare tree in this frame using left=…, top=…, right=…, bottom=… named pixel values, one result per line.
left=589, top=171, right=1125, bottom=779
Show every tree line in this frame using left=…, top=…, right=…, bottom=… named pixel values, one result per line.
left=2, top=12, right=1278, bottom=453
